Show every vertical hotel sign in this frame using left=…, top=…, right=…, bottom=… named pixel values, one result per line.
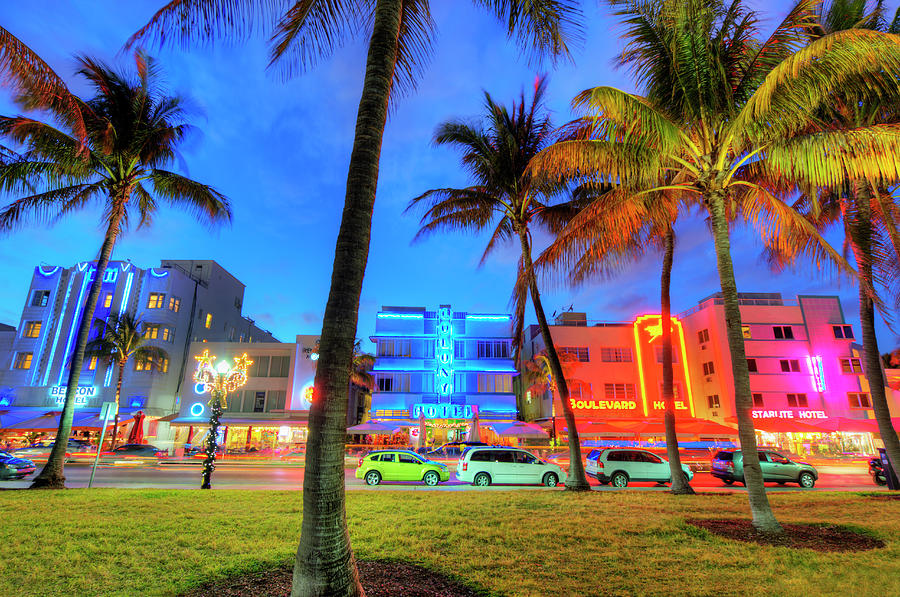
left=632, top=315, right=696, bottom=417
left=435, top=306, right=453, bottom=396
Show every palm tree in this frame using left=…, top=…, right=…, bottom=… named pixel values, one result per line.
left=0, top=52, right=231, bottom=489
left=129, top=3, right=582, bottom=593
left=407, top=76, right=590, bottom=490
left=521, top=348, right=579, bottom=432
left=531, top=0, right=900, bottom=531
left=83, top=313, right=169, bottom=450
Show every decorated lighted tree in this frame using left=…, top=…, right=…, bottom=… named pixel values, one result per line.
left=193, top=350, right=252, bottom=489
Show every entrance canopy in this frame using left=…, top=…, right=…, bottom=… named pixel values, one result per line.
left=493, top=421, right=548, bottom=439
left=346, top=420, right=400, bottom=435
left=1, top=408, right=143, bottom=432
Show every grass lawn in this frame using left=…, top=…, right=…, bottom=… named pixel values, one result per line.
left=1, top=490, right=897, bottom=596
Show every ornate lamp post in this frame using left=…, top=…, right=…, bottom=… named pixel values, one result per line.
left=193, top=349, right=252, bottom=489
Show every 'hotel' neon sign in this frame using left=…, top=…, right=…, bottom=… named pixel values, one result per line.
left=435, top=306, right=453, bottom=396
left=806, top=355, right=826, bottom=392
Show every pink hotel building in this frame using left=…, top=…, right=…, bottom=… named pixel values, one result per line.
left=525, top=293, right=900, bottom=455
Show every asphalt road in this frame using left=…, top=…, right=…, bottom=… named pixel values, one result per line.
left=1, top=462, right=884, bottom=491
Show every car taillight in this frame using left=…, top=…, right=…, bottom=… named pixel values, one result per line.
left=462, top=462, right=468, bottom=471
left=597, top=462, right=603, bottom=469
left=727, top=461, right=734, bottom=470
left=358, top=457, right=364, bottom=467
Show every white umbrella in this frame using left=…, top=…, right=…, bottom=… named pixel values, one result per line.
left=468, top=409, right=481, bottom=442
left=495, top=421, right=549, bottom=439
left=416, top=411, right=426, bottom=449
left=346, top=420, right=399, bottom=435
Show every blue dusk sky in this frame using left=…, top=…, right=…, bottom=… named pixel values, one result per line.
left=1, top=1, right=896, bottom=351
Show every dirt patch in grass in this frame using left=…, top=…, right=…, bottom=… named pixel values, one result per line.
left=687, top=518, right=885, bottom=552
left=183, top=560, right=486, bottom=597
left=865, top=494, right=900, bottom=501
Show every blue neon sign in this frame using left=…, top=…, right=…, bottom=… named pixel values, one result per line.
left=412, top=403, right=473, bottom=419
left=190, top=402, right=205, bottom=417
left=435, top=306, right=453, bottom=396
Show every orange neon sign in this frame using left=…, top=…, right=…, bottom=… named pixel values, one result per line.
left=632, top=315, right=696, bottom=418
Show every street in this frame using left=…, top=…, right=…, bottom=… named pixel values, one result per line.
left=2, top=462, right=884, bottom=491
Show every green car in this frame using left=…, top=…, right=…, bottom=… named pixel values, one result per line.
left=711, top=450, right=818, bottom=488
left=355, top=449, right=450, bottom=486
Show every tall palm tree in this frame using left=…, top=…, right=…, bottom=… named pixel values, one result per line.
left=129, top=3, right=582, bottom=593
left=407, top=76, right=591, bottom=490
left=83, top=313, right=169, bottom=450
left=521, top=348, right=579, bottom=431
left=0, top=52, right=231, bottom=489
left=531, top=0, right=900, bottom=532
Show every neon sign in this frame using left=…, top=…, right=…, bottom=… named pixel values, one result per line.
left=411, top=403, right=473, bottom=419
left=377, top=313, right=424, bottom=319
left=435, top=306, right=453, bottom=396
left=49, top=385, right=96, bottom=405
left=632, top=315, right=696, bottom=417
left=753, top=409, right=827, bottom=419
left=569, top=400, right=636, bottom=410
left=190, top=402, right=205, bottom=417
left=37, top=266, right=60, bottom=277
left=805, top=355, right=826, bottom=392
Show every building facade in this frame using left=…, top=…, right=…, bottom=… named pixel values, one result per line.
left=369, top=305, right=518, bottom=444
left=525, top=293, right=899, bottom=455
left=0, top=259, right=276, bottom=447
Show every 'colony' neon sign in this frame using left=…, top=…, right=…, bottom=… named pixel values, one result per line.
left=435, top=306, right=453, bottom=396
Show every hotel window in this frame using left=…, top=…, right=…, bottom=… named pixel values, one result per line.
left=143, top=324, right=160, bottom=340
left=134, top=359, right=149, bottom=371
left=102, top=293, right=113, bottom=309
left=270, top=356, right=290, bottom=377
left=454, top=341, right=465, bottom=359
left=477, top=374, right=512, bottom=393
left=832, top=325, right=853, bottom=339
left=752, top=393, right=764, bottom=407
left=742, top=325, right=752, bottom=339
left=30, top=290, right=50, bottom=307
left=87, top=356, right=98, bottom=371
left=839, top=358, right=863, bottom=374
left=600, top=347, right=632, bottom=363
left=157, top=357, right=169, bottom=374
left=376, top=373, right=409, bottom=392
left=654, top=346, right=679, bottom=363
left=570, top=381, right=592, bottom=400
left=423, top=340, right=435, bottom=359
left=204, top=313, right=213, bottom=329
left=147, top=293, right=165, bottom=309
left=779, top=359, right=800, bottom=373
left=253, top=391, right=266, bottom=413
left=772, top=325, right=794, bottom=339
left=161, top=327, right=175, bottom=343
left=559, top=346, right=590, bottom=362
left=746, top=358, right=758, bottom=373
left=168, top=296, right=181, bottom=312
left=848, top=392, right=871, bottom=409
left=454, top=372, right=466, bottom=393
left=707, top=394, right=720, bottom=408
left=786, top=393, right=808, bottom=408
left=268, top=390, right=286, bottom=411
left=377, top=339, right=411, bottom=357
left=23, top=321, right=42, bottom=338
left=477, top=341, right=510, bottom=359
left=13, top=352, right=32, bottom=369
left=253, top=356, right=270, bottom=378
left=657, top=383, right=682, bottom=400
left=702, top=361, right=715, bottom=375
left=604, top=383, right=636, bottom=401
left=697, top=329, right=710, bottom=343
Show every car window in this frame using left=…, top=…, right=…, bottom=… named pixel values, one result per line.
left=606, top=451, right=623, bottom=462
left=398, top=453, right=420, bottom=464
left=620, top=451, right=640, bottom=462
left=642, top=453, right=663, bottom=463
left=757, top=452, right=769, bottom=462
left=493, top=451, right=514, bottom=463
left=587, top=450, right=602, bottom=460
left=469, top=451, right=490, bottom=462
left=380, top=453, right=395, bottom=463
left=768, top=452, right=788, bottom=463
left=515, top=452, right=538, bottom=464
left=713, top=451, right=733, bottom=461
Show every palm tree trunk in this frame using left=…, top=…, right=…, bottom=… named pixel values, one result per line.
left=706, top=192, right=782, bottom=533
left=848, top=187, right=900, bottom=483
left=292, top=1, right=402, bottom=594
left=517, top=229, right=590, bottom=490
left=200, top=393, right=223, bottom=489
left=109, top=358, right=125, bottom=450
left=660, top=227, right=694, bottom=494
left=31, top=205, right=124, bottom=489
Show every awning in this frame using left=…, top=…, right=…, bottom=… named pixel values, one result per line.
left=346, top=420, right=400, bottom=435
left=0, top=409, right=49, bottom=430
left=1, top=408, right=144, bottom=431
left=165, top=415, right=309, bottom=427
left=560, top=421, right=636, bottom=437
left=493, top=421, right=548, bottom=438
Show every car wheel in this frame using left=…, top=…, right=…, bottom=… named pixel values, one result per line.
left=364, top=471, right=381, bottom=486
left=543, top=472, right=559, bottom=488
left=423, top=471, right=440, bottom=486
left=611, top=472, right=629, bottom=488
left=799, top=472, right=816, bottom=488
left=723, top=479, right=734, bottom=485
left=473, top=472, right=491, bottom=487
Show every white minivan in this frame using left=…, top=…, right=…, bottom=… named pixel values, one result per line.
left=456, top=447, right=567, bottom=487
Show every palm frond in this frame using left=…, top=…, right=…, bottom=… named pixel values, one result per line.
left=148, top=169, right=232, bottom=226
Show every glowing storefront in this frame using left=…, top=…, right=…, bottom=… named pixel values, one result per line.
left=368, top=305, right=518, bottom=444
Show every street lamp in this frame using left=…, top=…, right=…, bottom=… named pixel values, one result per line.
left=193, top=349, right=253, bottom=489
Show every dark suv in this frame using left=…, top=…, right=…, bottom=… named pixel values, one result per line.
left=711, top=450, right=818, bottom=488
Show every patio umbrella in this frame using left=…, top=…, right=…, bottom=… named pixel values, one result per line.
left=346, top=420, right=399, bottom=435
left=467, top=409, right=481, bottom=442
left=416, top=411, right=426, bottom=449
left=676, top=418, right=737, bottom=436
left=127, top=411, right=146, bottom=444
left=560, top=421, right=635, bottom=437
left=495, top=421, right=548, bottom=439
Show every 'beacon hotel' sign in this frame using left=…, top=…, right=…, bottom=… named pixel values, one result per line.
left=48, top=385, right=97, bottom=406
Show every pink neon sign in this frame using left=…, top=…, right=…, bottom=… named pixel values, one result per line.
left=805, top=355, right=826, bottom=392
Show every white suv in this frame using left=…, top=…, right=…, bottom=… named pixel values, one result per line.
left=585, top=448, right=693, bottom=487
left=456, top=447, right=566, bottom=487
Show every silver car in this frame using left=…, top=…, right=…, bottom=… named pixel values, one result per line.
left=586, top=448, right=694, bottom=487
left=456, top=447, right=567, bottom=487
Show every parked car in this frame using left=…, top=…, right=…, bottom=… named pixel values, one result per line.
left=426, top=441, right=489, bottom=458
left=0, top=451, right=36, bottom=480
left=102, top=444, right=167, bottom=458
left=711, top=450, right=817, bottom=488
left=585, top=448, right=694, bottom=487
left=12, top=440, right=84, bottom=460
left=355, top=449, right=450, bottom=486
left=456, top=447, right=566, bottom=487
